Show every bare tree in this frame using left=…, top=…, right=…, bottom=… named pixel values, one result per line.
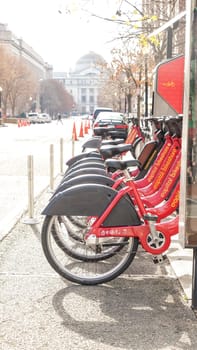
left=0, top=46, right=37, bottom=116
left=60, top=0, right=185, bottom=64
left=98, top=39, right=154, bottom=119
left=40, top=79, right=74, bottom=116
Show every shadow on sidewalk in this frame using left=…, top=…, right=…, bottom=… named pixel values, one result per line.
left=52, top=250, right=197, bottom=350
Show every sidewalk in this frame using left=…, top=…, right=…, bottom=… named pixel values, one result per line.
left=0, top=123, right=193, bottom=303
left=168, top=237, right=193, bottom=303
left=0, top=123, right=193, bottom=302
left=0, top=188, right=197, bottom=350
left=0, top=127, right=196, bottom=349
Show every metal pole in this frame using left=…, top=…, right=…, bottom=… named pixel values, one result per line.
left=60, top=138, right=64, bottom=174
left=0, top=87, right=2, bottom=126
left=144, top=56, right=148, bottom=118
left=124, top=93, right=127, bottom=113
left=167, top=27, right=173, bottom=59
left=28, top=155, right=34, bottom=218
left=72, top=134, right=75, bottom=157
left=192, top=248, right=197, bottom=309
left=50, top=144, right=54, bottom=191
left=0, top=89, right=1, bottom=118
left=22, top=155, right=39, bottom=224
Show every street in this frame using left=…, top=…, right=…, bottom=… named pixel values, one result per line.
left=0, top=118, right=87, bottom=239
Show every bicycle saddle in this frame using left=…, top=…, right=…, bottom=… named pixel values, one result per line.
left=105, top=158, right=140, bottom=171
left=100, top=144, right=133, bottom=160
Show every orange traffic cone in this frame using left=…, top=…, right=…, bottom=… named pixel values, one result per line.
left=84, top=120, right=89, bottom=134
left=72, top=121, right=78, bottom=141
left=79, top=121, right=84, bottom=138
left=17, top=119, right=21, bottom=127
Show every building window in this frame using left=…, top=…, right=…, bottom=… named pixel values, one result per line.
left=81, top=96, right=86, bottom=103
left=90, top=106, right=94, bottom=114
left=81, top=88, right=86, bottom=94
left=89, top=96, right=94, bottom=103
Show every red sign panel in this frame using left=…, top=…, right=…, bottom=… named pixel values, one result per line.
left=156, top=56, right=184, bottom=114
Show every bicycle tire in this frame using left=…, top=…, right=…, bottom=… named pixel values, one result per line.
left=41, top=215, right=139, bottom=285
left=51, top=215, right=129, bottom=261
left=133, top=138, right=145, bottom=159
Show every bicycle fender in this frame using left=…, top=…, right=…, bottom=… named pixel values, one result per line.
left=65, top=161, right=105, bottom=176
left=42, top=184, right=141, bottom=226
left=67, top=157, right=104, bottom=171
left=82, top=137, right=102, bottom=150
left=62, top=168, right=108, bottom=182
left=66, top=151, right=101, bottom=167
left=52, top=174, right=115, bottom=197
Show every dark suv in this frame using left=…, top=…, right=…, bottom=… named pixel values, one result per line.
left=93, top=111, right=128, bottom=140
left=92, top=107, right=113, bottom=123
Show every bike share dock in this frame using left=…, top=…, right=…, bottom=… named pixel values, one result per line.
left=1, top=5, right=197, bottom=349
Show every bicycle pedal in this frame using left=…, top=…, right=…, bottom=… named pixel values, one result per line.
left=153, top=254, right=167, bottom=264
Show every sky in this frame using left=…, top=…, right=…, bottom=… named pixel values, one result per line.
left=0, top=0, right=123, bottom=71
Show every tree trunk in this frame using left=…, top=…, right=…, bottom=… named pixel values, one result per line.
left=127, top=93, right=132, bottom=114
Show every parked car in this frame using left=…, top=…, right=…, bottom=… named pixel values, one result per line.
left=93, top=111, right=128, bottom=140
left=27, top=112, right=40, bottom=124
left=81, top=114, right=90, bottom=120
left=92, top=107, right=113, bottom=123
left=39, top=113, right=52, bottom=123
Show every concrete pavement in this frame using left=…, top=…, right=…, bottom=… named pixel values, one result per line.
left=0, top=122, right=193, bottom=301
left=0, top=122, right=196, bottom=349
left=0, top=189, right=197, bottom=350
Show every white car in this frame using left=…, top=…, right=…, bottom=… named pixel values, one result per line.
left=39, top=113, right=52, bottom=123
left=27, top=112, right=40, bottom=124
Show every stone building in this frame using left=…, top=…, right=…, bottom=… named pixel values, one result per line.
left=0, top=23, right=53, bottom=80
left=53, top=51, right=107, bottom=115
left=0, top=23, right=53, bottom=116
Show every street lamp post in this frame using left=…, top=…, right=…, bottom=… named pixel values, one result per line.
left=144, top=55, right=148, bottom=118
left=141, top=45, right=149, bottom=121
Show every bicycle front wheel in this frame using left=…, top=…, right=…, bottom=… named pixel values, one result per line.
left=41, top=215, right=139, bottom=285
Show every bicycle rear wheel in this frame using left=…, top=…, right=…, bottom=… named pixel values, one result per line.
left=51, top=215, right=129, bottom=260
left=41, top=215, right=139, bottom=285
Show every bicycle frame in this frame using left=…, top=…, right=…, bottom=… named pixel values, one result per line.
left=134, top=134, right=181, bottom=189
left=84, top=180, right=179, bottom=255
left=86, top=216, right=178, bottom=256
left=125, top=122, right=145, bottom=145
left=142, top=153, right=181, bottom=207
left=110, top=170, right=180, bottom=218
left=106, top=141, right=181, bottom=208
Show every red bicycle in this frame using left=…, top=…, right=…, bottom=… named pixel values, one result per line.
left=41, top=161, right=179, bottom=285
left=41, top=116, right=181, bottom=285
